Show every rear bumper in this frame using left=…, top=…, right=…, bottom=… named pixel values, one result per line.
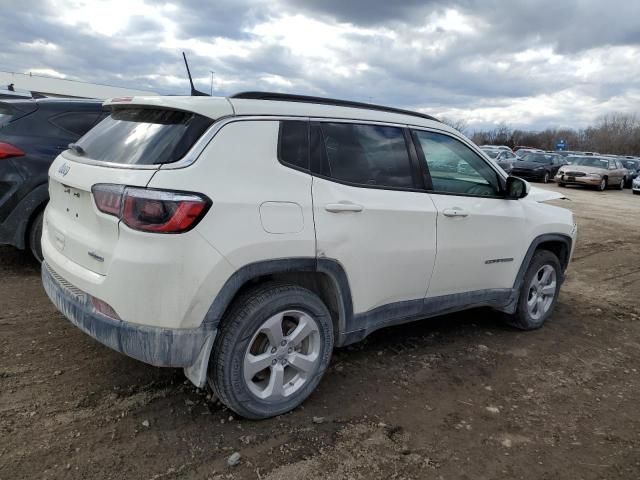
left=42, top=261, right=216, bottom=380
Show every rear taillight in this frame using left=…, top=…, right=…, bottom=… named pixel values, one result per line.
left=91, top=184, right=210, bottom=234
left=0, top=142, right=25, bottom=159
left=92, top=184, right=125, bottom=216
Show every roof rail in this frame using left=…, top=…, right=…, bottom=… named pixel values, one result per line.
left=231, top=91, right=440, bottom=123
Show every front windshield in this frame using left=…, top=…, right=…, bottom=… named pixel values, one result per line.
left=571, top=157, right=610, bottom=168
left=521, top=153, right=554, bottom=164
left=482, top=149, right=499, bottom=159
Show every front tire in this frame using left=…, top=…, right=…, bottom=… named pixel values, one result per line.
left=28, top=211, right=44, bottom=263
left=558, top=182, right=566, bottom=187
left=618, top=178, right=625, bottom=190
left=597, top=178, right=607, bottom=191
left=209, top=283, right=334, bottom=419
left=542, top=171, right=550, bottom=184
left=503, top=250, right=561, bottom=330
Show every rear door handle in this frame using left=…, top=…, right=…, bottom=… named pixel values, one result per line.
left=325, top=203, right=364, bottom=213
left=442, top=207, right=469, bottom=218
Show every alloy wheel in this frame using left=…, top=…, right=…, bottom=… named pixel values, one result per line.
left=526, top=265, right=557, bottom=321
left=243, top=310, right=321, bottom=400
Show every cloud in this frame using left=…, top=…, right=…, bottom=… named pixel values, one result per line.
left=1, top=0, right=640, bottom=130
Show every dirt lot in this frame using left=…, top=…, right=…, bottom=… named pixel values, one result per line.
left=1, top=184, right=639, bottom=480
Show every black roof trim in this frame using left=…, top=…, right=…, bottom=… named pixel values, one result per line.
left=231, top=91, right=439, bottom=123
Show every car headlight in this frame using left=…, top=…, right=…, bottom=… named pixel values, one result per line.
left=588, top=173, right=601, bottom=178
left=633, top=178, right=640, bottom=186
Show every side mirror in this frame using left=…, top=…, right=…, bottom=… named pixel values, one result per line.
left=506, top=176, right=529, bottom=199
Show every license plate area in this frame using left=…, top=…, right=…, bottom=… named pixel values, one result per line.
left=60, top=184, right=86, bottom=221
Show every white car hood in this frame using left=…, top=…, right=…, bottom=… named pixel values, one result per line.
left=525, top=186, right=569, bottom=202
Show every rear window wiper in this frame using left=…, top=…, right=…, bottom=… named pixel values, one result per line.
left=68, top=143, right=85, bottom=155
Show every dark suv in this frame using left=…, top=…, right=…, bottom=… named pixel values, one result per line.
left=0, top=98, right=106, bottom=261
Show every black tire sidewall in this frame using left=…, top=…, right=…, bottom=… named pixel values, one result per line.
left=514, top=251, right=562, bottom=329
left=211, top=285, right=333, bottom=419
left=28, top=211, right=44, bottom=263
left=599, top=178, right=607, bottom=191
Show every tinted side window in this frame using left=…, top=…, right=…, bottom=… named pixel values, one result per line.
left=318, top=122, right=413, bottom=188
left=413, top=130, right=501, bottom=197
left=49, top=112, right=101, bottom=137
left=278, top=120, right=309, bottom=171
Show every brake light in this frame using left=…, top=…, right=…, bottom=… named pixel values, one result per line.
left=92, top=184, right=124, bottom=216
left=91, top=184, right=210, bottom=233
left=0, top=142, right=25, bottom=159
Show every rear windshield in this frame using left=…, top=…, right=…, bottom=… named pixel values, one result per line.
left=75, top=107, right=214, bottom=165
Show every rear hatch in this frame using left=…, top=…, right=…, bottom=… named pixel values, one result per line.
left=46, top=100, right=228, bottom=275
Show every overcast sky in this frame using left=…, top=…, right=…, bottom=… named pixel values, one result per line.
left=2, top=0, right=640, bottom=130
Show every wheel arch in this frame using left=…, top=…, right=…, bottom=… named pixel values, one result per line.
left=3, top=183, right=49, bottom=250
left=513, top=234, right=573, bottom=291
left=202, top=258, right=353, bottom=345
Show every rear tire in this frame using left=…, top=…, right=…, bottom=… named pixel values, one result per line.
left=542, top=171, right=550, bottom=184
left=503, top=250, right=562, bottom=330
left=618, top=178, right=625, bottom=190
left=28, top=211, right=44, bottom=263
left=208, top=282, right=334, bottom=419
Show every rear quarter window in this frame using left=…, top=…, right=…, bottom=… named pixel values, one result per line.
left=75, top=108, right=213, bottom=165
left=278, top=120, right=309, bottom=171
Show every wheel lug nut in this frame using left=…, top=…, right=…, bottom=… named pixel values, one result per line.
left=281, top=359, right=287, bottom=365
left=288, top=347, right=293, bottom=353
left=271, top=359, right=277, bottom=365
left=280, top=340, right=287, bottom=346
left=271, top=347, right=277, bottom=354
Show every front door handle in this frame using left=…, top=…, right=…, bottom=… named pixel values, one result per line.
left=325, top=203, right=364, bottom=213
left=442, top=207, right=469, bottom=218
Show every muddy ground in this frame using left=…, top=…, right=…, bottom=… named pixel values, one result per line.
left=1, top=184, right=639, bottom=480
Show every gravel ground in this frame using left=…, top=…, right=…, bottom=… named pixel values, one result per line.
left=1, top=183, right=639, bottom=480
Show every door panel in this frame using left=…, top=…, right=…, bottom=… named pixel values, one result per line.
left=426, top=194, right=526, bottom=297
left=411, top=129, right=528, bottom=297
left=313, top=176, right=437, bottom=313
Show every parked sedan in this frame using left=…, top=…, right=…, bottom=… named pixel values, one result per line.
left=555, top=156, right=627, bottom=191
left=621, top=159, right=640, bottom=188
left=0, top=98, right=106, bottom=261
left=481, top=147, right=517, bottom=173
left=510, top=152, right=566, bottom=183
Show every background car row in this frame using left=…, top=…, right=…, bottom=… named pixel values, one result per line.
left=481, top=145, right=640, bottom=193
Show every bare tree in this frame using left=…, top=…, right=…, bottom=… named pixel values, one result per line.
left=440, top=117, right=469, bottom=136
left=468, top=112, right=640, bottom=155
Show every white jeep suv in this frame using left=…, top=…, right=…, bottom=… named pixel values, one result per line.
left=42, top=92, right=576, bottom=419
